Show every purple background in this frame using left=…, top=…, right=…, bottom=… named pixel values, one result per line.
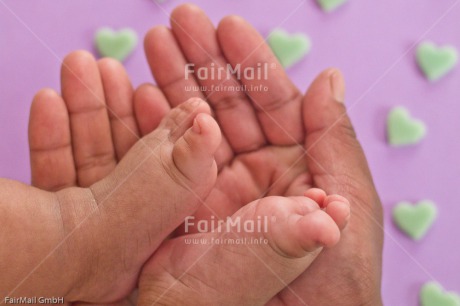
left=1, top=0, right=459, bottom=304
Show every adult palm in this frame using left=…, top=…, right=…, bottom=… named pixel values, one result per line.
left=28, top=4, right=384, bottom=305
left=138, top=4, right=384, bottom=306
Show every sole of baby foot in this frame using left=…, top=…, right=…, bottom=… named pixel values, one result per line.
left=137, top=192, right=350, bottom=306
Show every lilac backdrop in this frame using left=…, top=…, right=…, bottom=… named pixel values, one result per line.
left=1, top=0, right=459, bottom=304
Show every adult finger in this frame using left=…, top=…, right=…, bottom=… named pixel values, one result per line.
left=170, top=4, right=266, bottom=152
left=61, top=50, right=116, bottom=187
left=270, top=69, right=384, bottom=306
left=133, top=83, right=170, bottom=136
left=29, top=89, right=76, bottom=191
left=217, top=16, right=304, bottom=145
left=98, top=58, right=140, bottom=160
left=144, top=26, right=203, bottom=106
left=302, top=68, right=381, bottom=216
left=144, top=27, right=234, bottom=167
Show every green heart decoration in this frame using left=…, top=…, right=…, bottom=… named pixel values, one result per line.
left=416, top=42, right=458, bottom=82
left=268, top=29, right=311, bottom=69
left=387, top=106, right=427, bottom=147
left=316, top=0, right=348, bottom=12
left=420, top=282, right=460, bottom=306
left=393, top=200, right=437, bottom=240
left=95, top=28, right=138, bottom=62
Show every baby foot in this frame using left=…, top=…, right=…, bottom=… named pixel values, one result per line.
left=137, top=189, right=350, bottom=306
left=57, top=98, right=221, bottom=303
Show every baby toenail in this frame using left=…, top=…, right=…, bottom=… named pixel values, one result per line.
left=189, top=98, right=202, bottom=107
left=192, top=117, right=201, bottom=134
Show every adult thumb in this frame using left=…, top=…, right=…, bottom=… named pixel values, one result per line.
left=302, top=69, right=379, bottom=213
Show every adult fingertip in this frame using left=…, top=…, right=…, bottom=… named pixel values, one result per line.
left=29, top=89, right=69, bottom=149
left=97, top=56, right=124, bottom=72
left=62, top=50, right=96, bottom=73
left=171, top=3, right=203, bottom=19
left=30, top=88, right=65, bottom=124
left=144, top=26, right=170, bottom=52
left=31, top=88, right=59, bottom=104
left=217, top=15, right=246, bottom=32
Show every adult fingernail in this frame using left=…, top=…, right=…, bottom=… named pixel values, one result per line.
left=330, top=70, right=345, bottom=103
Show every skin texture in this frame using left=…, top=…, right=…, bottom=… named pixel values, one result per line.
left=139, top=4, right=384, bottom=305
left=138, top=192, right=350, bottom=306
left=26, top=4, right=384, bottom=306
left=12, top=91, right=226, bottom=303
left=25, top=52, right=349, bottom=306
left=28, top=53, right=153, bottom=306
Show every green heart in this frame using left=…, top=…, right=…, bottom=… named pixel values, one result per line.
left=421, top=282, right=460, bottom=306
left=316, top=0, right=348, bottom=12
left=416, top=42, right=458, bottom=81
left=95, top=28, right=138, bottom=62
left=393, top=200, right=437, bottom=240
left=268, top=29, right=311, bottom=69
left=387, top=106, right=427, bottom=147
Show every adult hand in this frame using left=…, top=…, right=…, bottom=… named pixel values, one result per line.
left=138, top=4, right=383, bottom=305
left=28, top=51, right=170, bottom=305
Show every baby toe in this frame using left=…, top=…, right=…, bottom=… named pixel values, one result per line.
left=325, top=200, right=351, bottom=230
left=159, top=98, right=212, bottom=142
left=295, top=209, right=341, bottom=251
left=303, top=188, right=327, bottom=207
left=172, top=113, right=221, bottom=185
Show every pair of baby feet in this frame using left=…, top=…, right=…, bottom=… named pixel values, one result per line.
left=4, top=98, right=350, bottom=305
left=85, top=98, right=351, bottom=304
